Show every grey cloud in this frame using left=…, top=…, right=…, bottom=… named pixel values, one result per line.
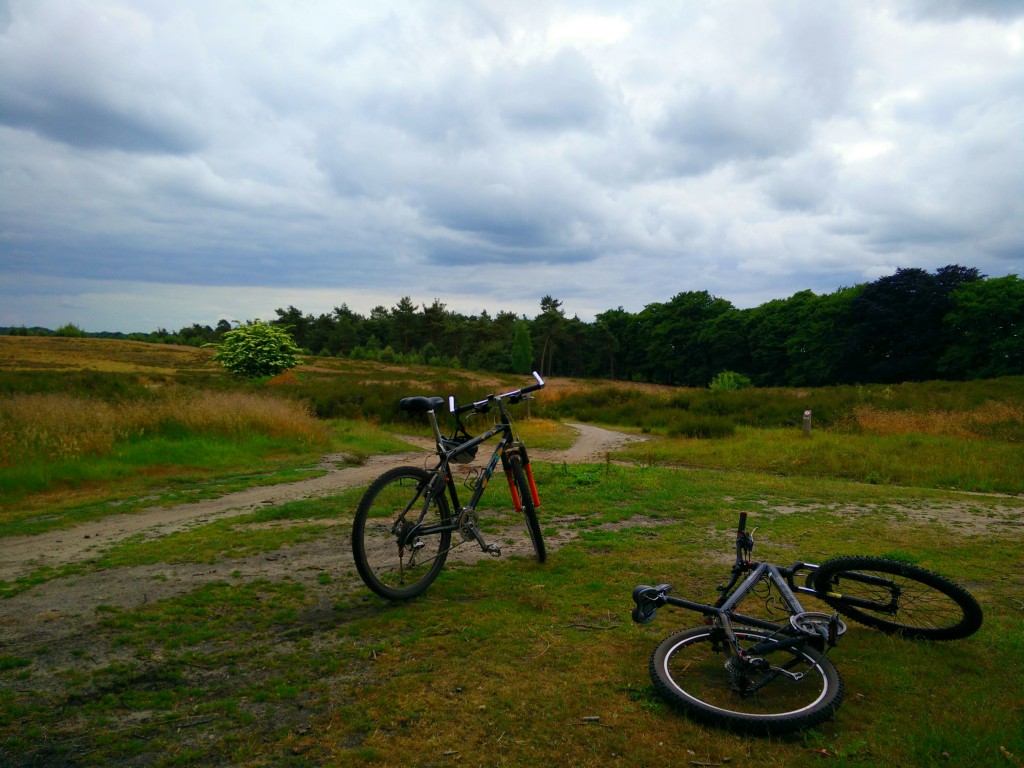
left=890, top=74, right=1024, bottom=130
left=493, top=50, right=612, bottom=134
left=0, top=90, right=205, bottom=154
left=765, top=2, right=860, bottom=115
left=312, top=61, right=614, bottom=262
left=655, top=87, right=812, bottom=175
left=863, top=207, right=980, bottom=252
left=358, top=76, right=494, bottom=150
left=759, top=152, right=840, bottom=214
left=0, top=3, right=211, bottom=154
left=425, top=238, right=594, bottom=267
left=1, top=1, right=1022, bottom=333
left=315, top=123, right=408, bottom=199
left=427, top=201, right=558, bottom=250
left=896, top=0, right=1024, bottom=20
left=851, top=111, right=1022, bottom=258
left=409, top=164, right=611, bottom=261
left=649, top=3, right=858, bottom=180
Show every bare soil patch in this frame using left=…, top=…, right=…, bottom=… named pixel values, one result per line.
left=764, top=500, right=1024, bottom=537
left=0, top=424, right=647, bottom=650
left=2, top=419, right=1020, bottom=767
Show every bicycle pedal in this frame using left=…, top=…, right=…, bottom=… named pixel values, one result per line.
left=484, top=544, right=501, bottom=557
left=827, top=612, right=842, bottom=647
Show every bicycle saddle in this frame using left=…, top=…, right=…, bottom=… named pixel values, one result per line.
left=399, top=396, right=445, bottom=414
left=631, top=584, right=672, bottom=624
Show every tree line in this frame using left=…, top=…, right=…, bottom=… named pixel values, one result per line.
left=5, top=265, right=1021, bottom=386
left=274, top=265, right=1022, bottom=386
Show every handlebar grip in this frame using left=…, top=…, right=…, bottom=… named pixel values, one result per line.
left=738, top=512, right=748, bottom=533
left=514, top=371, right=546, bottom=398
left=450, top=373, right=545, bottom=415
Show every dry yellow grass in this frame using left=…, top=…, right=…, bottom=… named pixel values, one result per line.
left=0, top=335, right=219, bottom=375
left=853, top=401, right=1023, bottom=438
left=539, top=376, right=677, bottom=404
left=0, top=391, right=327, bottom=465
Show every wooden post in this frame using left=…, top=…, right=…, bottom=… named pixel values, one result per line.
left=803, top=410, right=812, bottom=437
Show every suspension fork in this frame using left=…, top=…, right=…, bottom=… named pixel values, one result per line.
left=500, top=451, right=522, bottom=511
left=518, top=443, right=541, bottom=506
left=502, top=441, right=540, bottom=511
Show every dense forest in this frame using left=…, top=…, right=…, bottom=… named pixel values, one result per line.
left=5, top=266, right=1022, bottom=387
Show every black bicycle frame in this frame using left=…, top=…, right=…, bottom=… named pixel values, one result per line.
left=440, top=421, right=515, bottom=520
left=396, top=404, right=524, bottom=546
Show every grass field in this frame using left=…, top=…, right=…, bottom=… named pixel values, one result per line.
left=1, top=337, right=1022, bottom=767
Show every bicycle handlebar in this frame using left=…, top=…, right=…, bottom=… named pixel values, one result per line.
left=450, top=371, right=545, bottom=415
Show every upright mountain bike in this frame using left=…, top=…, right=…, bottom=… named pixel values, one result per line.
left=631, top=513, right=982, bottom=734
left=352, top=373, right=546, bottom=600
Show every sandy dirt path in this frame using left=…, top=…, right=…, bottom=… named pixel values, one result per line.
left=0, top=423, right=645, bottom=584
left=0, top=423, right=648, bottom=666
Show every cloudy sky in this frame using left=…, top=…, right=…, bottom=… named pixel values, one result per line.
left=1, top=0, right=1022, bottom=333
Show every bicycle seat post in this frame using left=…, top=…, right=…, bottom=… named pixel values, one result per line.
left=426, top=407, right=444, bottom=449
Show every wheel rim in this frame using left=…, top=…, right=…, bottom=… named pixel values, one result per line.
left=359, top=474, right=449, bottom=594
left=815, top=561, right=974, bottom=638
left=660, top=630, right=833, bottom=719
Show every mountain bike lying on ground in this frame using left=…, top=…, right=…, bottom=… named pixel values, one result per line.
left=352, top=372, right=546, bottom=600
left=631, top=512, right=982, bottom=734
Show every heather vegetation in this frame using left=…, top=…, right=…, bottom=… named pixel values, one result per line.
left=2, top=336, right=1021, bottom=498
left=0, top=337, right=1022, bottom=767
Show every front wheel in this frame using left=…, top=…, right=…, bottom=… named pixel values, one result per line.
left=649, top=626, right=843, bottom=735
left=352, top=466, right=452, bottom=600
left=509, top=454, right=545, bottom=562
left=812, top=556, right=982, bottom=640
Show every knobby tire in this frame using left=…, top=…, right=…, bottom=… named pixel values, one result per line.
left=509, top=454, right=545, bottom=563
left=352, top=466, right=452, bottom=600
left=649, top=626, right=844, bottom=735
left=812, top=556, right=982, bottom=640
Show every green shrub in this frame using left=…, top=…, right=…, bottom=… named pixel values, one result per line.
left=54, top=323, right=86, bottom=338
left=709, top=370, right=753, bottom=391
left=208, top=321, right=301, bottom=379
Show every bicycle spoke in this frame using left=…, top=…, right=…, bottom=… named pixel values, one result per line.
left=815, top=556, right=982, bottom=640
left=650, top=627, right=843, bottom=733
left=353, top=467, right=452, bottom=600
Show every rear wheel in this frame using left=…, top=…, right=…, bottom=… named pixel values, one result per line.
left=812, top=556, right=982, bottom=640
left=509, top=454, right=545, bottom=562
left=352, top=466, right=451, bottom=600
left=650, top=626, right=843, bottom=734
